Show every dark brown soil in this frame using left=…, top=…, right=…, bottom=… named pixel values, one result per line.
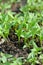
left=0, top=28, right=30, bottom=59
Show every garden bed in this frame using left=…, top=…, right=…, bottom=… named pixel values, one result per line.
left=0, top=0, right=43, bottom=65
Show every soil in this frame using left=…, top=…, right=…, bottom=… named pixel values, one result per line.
left=0, top=28, right=30, bottom=59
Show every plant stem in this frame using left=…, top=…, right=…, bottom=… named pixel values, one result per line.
left=18, top=36, right=20, bottom=45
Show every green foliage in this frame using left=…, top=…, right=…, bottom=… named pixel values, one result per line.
left=0, top=52, right=22, bottom=65
left=27, top=41, right=41, bottom=65
left=0, top=11, right=14, bottom=38
left=0, top=0, right=43, bottom=65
